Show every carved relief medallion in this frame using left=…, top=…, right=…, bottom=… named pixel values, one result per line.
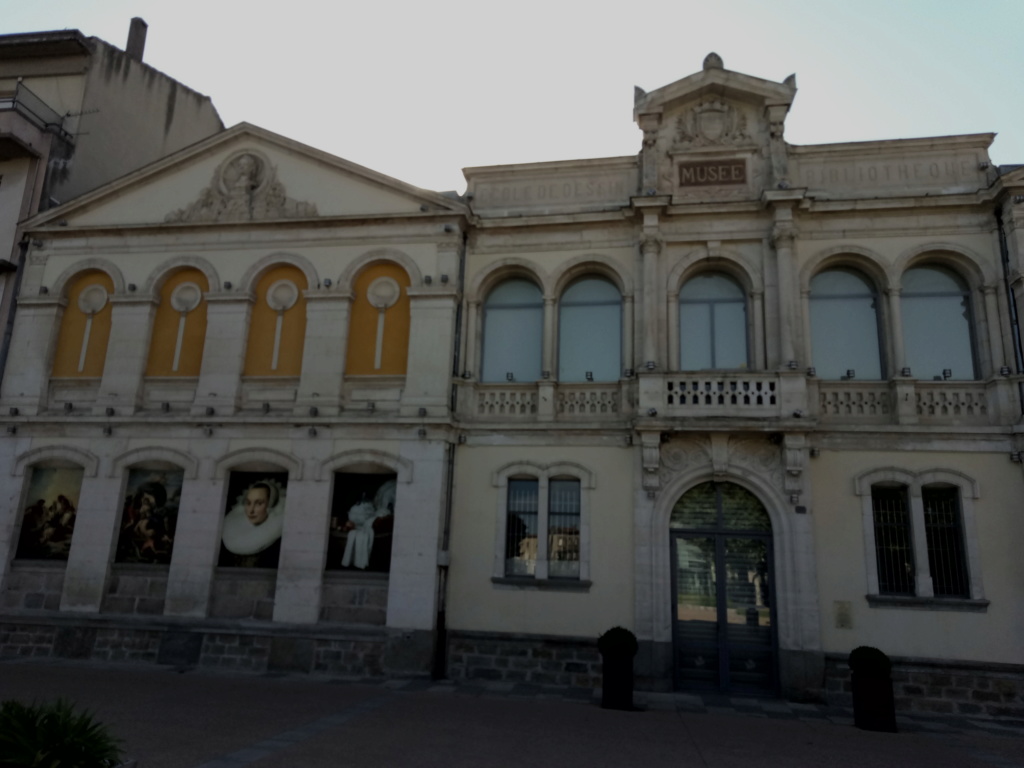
left=166, top=150, right=318, bottom=223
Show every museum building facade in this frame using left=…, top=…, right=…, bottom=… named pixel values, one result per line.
left=1, top=54, right=1023, bottom=716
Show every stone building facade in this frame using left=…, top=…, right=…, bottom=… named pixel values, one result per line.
left=1, top=53, right=1023, bottom=717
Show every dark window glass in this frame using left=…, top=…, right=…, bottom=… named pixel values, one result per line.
left=505, top=479, right=539, bottom=576
left=871, top=486, right=915, bottom=595
left=548, top=479, right=580, bottom=578
left=922, top=486, right=969, bottom=598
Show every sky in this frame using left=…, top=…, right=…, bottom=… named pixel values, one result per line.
left=4, top=0, right=1023, bottom=194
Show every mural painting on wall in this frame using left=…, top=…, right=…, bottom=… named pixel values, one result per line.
left=15, top=467, right=85, bottom=560
left=218, top=472, right=288, bottom=568
left=115, top=469, right=184, bottom=565
left=327, top=473, right=396, bottom=572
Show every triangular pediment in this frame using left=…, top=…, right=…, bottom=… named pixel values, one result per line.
left=26, top=123, right=465, bottom=229
left=634, top=53, right=796, bottom=119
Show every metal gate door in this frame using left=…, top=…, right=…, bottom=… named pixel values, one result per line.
left=670, top=482, right=778, bottom=695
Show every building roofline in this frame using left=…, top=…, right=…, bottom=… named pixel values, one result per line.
left=0, top=30, right=92, bottom=58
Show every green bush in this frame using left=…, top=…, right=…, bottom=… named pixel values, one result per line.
left=0, top=698, right=123, bottom=768
left=848, top=645, right=892, bottom=678
left=597, top=626, right=638, bottom=658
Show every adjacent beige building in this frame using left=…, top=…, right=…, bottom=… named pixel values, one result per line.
left=1, top=52, right=1022, bottom=716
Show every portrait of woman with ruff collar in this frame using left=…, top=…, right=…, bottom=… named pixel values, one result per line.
left=218, top=472, right=288, bottom=568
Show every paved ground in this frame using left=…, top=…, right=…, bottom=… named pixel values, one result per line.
left=1, top=658, right=1022, bottom=767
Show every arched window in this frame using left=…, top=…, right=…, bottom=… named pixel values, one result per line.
left=243, top=265, right=308, bottom=377
left=345, top=262, right=411, bottom=376
left=558, top=276, right=621, bottom=382
left=481, top=279, right=542, bottom=382
left=145, top=268, right=209, bottom=377
left=809, top=268, right=883, bottom=380
left=901, top=266, right=977, bottom=380
left=679, top=272, right=747, bottom=370
left=51, top=270, right=114, bottom=378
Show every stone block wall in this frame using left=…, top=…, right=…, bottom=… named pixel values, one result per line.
left=1, top=564, right=64, bottom=611
left=101, top=566, right=168, bottom=615
left=209, top=571, right=275, bottom=620
left=824, top=654, right=1024, bottom=719
left=313, top=636, right=386, bottom=676
left=319, top=577, right=387, bottom=625
left=0, top=622, right=59, bottom=657
left=200, top=632, right=272, bottom=672
left=447, top=631, right=602, bottom=688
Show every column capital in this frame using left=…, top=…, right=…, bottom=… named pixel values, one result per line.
left=771, top=222, right=796, bottom=250
left=640, top=235, right=663, bottom=256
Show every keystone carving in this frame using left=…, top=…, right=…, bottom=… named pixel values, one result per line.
left=166, top=151, right=318, bottom=224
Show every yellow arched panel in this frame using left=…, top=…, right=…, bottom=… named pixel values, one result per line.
left=145, top=269, right=209, bottom=377
left=346, top=262, right=411, bottom=376
left=51, top=271, right=115, bottom=378
left=243, top=265, right=308, bottom=377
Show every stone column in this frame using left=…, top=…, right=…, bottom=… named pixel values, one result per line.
left=887, top=289, right=906, bottom=374
left=622, top=295, right=634, bottom=374
left=542, top=296, right=556, bottom=377
left=751, top=291, right=766, bottom=369
left=164, top=468, right=225, bottom=617
left=463, top=300, right=479, bottom=378
left=641, top=236, right=662, bottom=367
left=294, top=291, right=351, bottom=416
left=273, top=474, right=330, bottom=624
left=666, top=290, right=679, bottom=371
left=191, top=293, right=252, bottom=416
left=94, top=296, right=158, bottom=415
left=983, top=286, right=1005, bottom=376
left=0, top=298, right=63, bottom=415
left=402, top=287, right=459, bottom=415
left=59, top=472, right=123, bottom=612
left=771, top=220, right=797, bottom=366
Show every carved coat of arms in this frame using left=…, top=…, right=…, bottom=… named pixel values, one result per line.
left=675, top=100, right=750, bottom=148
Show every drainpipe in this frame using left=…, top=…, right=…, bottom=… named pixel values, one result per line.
left=433, top=225, right=468, bottom=680
left=995, top=205, right=1024, bottom=416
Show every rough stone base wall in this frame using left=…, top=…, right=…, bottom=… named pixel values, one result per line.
left=319, top=577, right=387, bottom=625
left=209, top=571, right=275, bottom=620
left=447, top=631, right=602, bottom=688
left=824, top=654, right=1024, bottom=719
left=101, top=566, right=168, bottom=616
left=1, top=564, right=65, bottom=611
left=0, top=617, right=392, bottom=678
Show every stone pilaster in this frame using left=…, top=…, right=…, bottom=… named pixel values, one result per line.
left=387, top=440, right=446, bottom=632
left=0, top=297, right=63, bottom=414
left=164, top=472, right=225, bottom=617
left=59, top=472, right=123, bottom=612
left=191, top=293, right=252, bottom=416
left=401, top=287, right=459, bottom=415
left=294, top=291, right=351, bottom=416
left=94, top=296, right=158, bottom=415
left=273, top=475, right=330, bottom=624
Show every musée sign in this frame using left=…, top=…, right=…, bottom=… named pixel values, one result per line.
left=678, top=159, right=747, bottom=187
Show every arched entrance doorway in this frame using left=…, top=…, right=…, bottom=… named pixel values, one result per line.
left=670, top=481, right=778, bottom=694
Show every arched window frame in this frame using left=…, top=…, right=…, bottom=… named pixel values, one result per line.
left=556, top=275, right=623, bottom=382
left=808, top=267, right=886, bottom=380
left=675, top=271, right=751, bottom=372
left=899, top=263, right=980, bottom=381
left=854, top=468, right=986, bottom=608
left=491, top=461, right=593, bottom=589
left=480, top=278, right=544, bottom=383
